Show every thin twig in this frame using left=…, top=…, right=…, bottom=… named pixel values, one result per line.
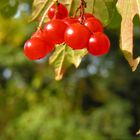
left=37, top=0, right=58, bottom=30
left=73, top=5, right=81, bottom=17
left=79, top=0, right=86, bottom=24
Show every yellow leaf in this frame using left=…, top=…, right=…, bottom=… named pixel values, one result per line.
left=49, top=44, right=87, bottom=80
left=136, top=129, right=140, bottom=135
left=31, top=0, right=49, bottom=21
left=116, top=0, right=140, bottom=71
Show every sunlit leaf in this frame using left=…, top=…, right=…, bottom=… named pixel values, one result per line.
left=116, top=0, right=140, bottom=71
left=136, top=129, right=140, bottom=135
left=31, top=0, right=116, bottom=25
left=86, top=0, right=117, bottom=25
left=31, top=0, right=49, bottom=21
left=62, top=0, right=117, bottom=25
left=67, top=48, right=88, bottom=68
left=49, top=44, right=87, bottom=80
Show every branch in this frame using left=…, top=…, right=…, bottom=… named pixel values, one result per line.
left=37, top=0, right=58, bottom=30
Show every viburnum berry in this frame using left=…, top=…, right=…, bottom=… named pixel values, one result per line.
left=48, top=3, right=68, bottom=20
left=64, top=23, right=91, bottom=49
left=63, top=17, right=79, bottom=26
left=45, top=41, right=55, bottom=55
left=84, top=13, right=95, bottom=19
left=44, top=19, right=67, bottom=44
left=88, top=32, right=110, bottom=56
left=31, top=30, right=44, bottom=39
left=24, top=38, right=47, bottom=60
left=84, top=17, right=103, bottom=33
left=31, top=30, right=55, bottom=54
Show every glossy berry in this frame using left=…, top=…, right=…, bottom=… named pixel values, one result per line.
left=31, top=30, right=55, bottom=54
left=48, top=3, right=68, bottom=20
left=63, top=17, right=79, bottom=26
left=44, top=19, right=67, bottom=44
left=88, top=32, right=110, bottom=56
left=84, top=17, right=103, bottom=33
left=31, top=30, right=46, bottom=41
left=45, top=41, right=54, bottom=55
left=24, top=38, right=46, bottom=60
left=84, top=13, right=95, bottom=19
left=64, top=23, right=91, bottom=49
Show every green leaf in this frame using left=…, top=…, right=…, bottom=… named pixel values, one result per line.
left=67, top=48, right=88, bottom=68
left=31, top=0, right=49, bottom=21
left=86, top=0, right=117, bottom=26
left=116, top=0, right=140, bottom=71
left=62, top=0, right=117, bottom=26
left=65, top=0, right=116, bottom=25
left=49, top=44, right=87, bottom=80
left=31, top=0, right=116, bottom=26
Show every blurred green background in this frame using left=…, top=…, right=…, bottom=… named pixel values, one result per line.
left=0, top=0, right=140, bottom=140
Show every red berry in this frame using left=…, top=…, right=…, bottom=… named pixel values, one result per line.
left=31, top=30, right=46, bottom=42
left=64, top=23, right=91, bottom=49
left=48, top=3, right=68, bottom=20
left=31, top=30, right=55, bottom=55
left=24, top=38, right=46, bottom=60
left=63, top=17, right=79, bottom=26
left=84, top=13, right=95, bottom=19
left=78, top=13, right=94, bottom=21
left=44, top=19, right=67, bottom=44
left=44, top=39, right=54, bottom=54
left=84, top=17, right=103, bottom=33
left=88, top=32, right=110, bottom=56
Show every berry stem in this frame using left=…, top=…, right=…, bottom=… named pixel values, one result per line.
left=79, top=0, right=86, bottom=24
left=73, top=6, right=81, bottom=17
left=37, top=0, right=58, bottom=31
left=53, top=1, right=60, bottom=20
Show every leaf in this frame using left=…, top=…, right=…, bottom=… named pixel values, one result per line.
left=31, top=0, right=49, bottom=21
left=136, top=129, right=140, bottom=135
left=65, top=0, right=117, bottom=26
left=67, top=48, right=88, bottom=68
left=49, top=44, right=87, bottom=80
left=116, top=0, right=140, bottom=71
left=86, top=0, right=117, bottom=26
left=69, top=0, right=116, bottom=25
left=31, top=0, right=116, bottom=25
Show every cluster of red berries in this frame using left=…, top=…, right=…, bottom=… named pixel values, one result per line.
left=24, top=2, right=110, bottom=60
